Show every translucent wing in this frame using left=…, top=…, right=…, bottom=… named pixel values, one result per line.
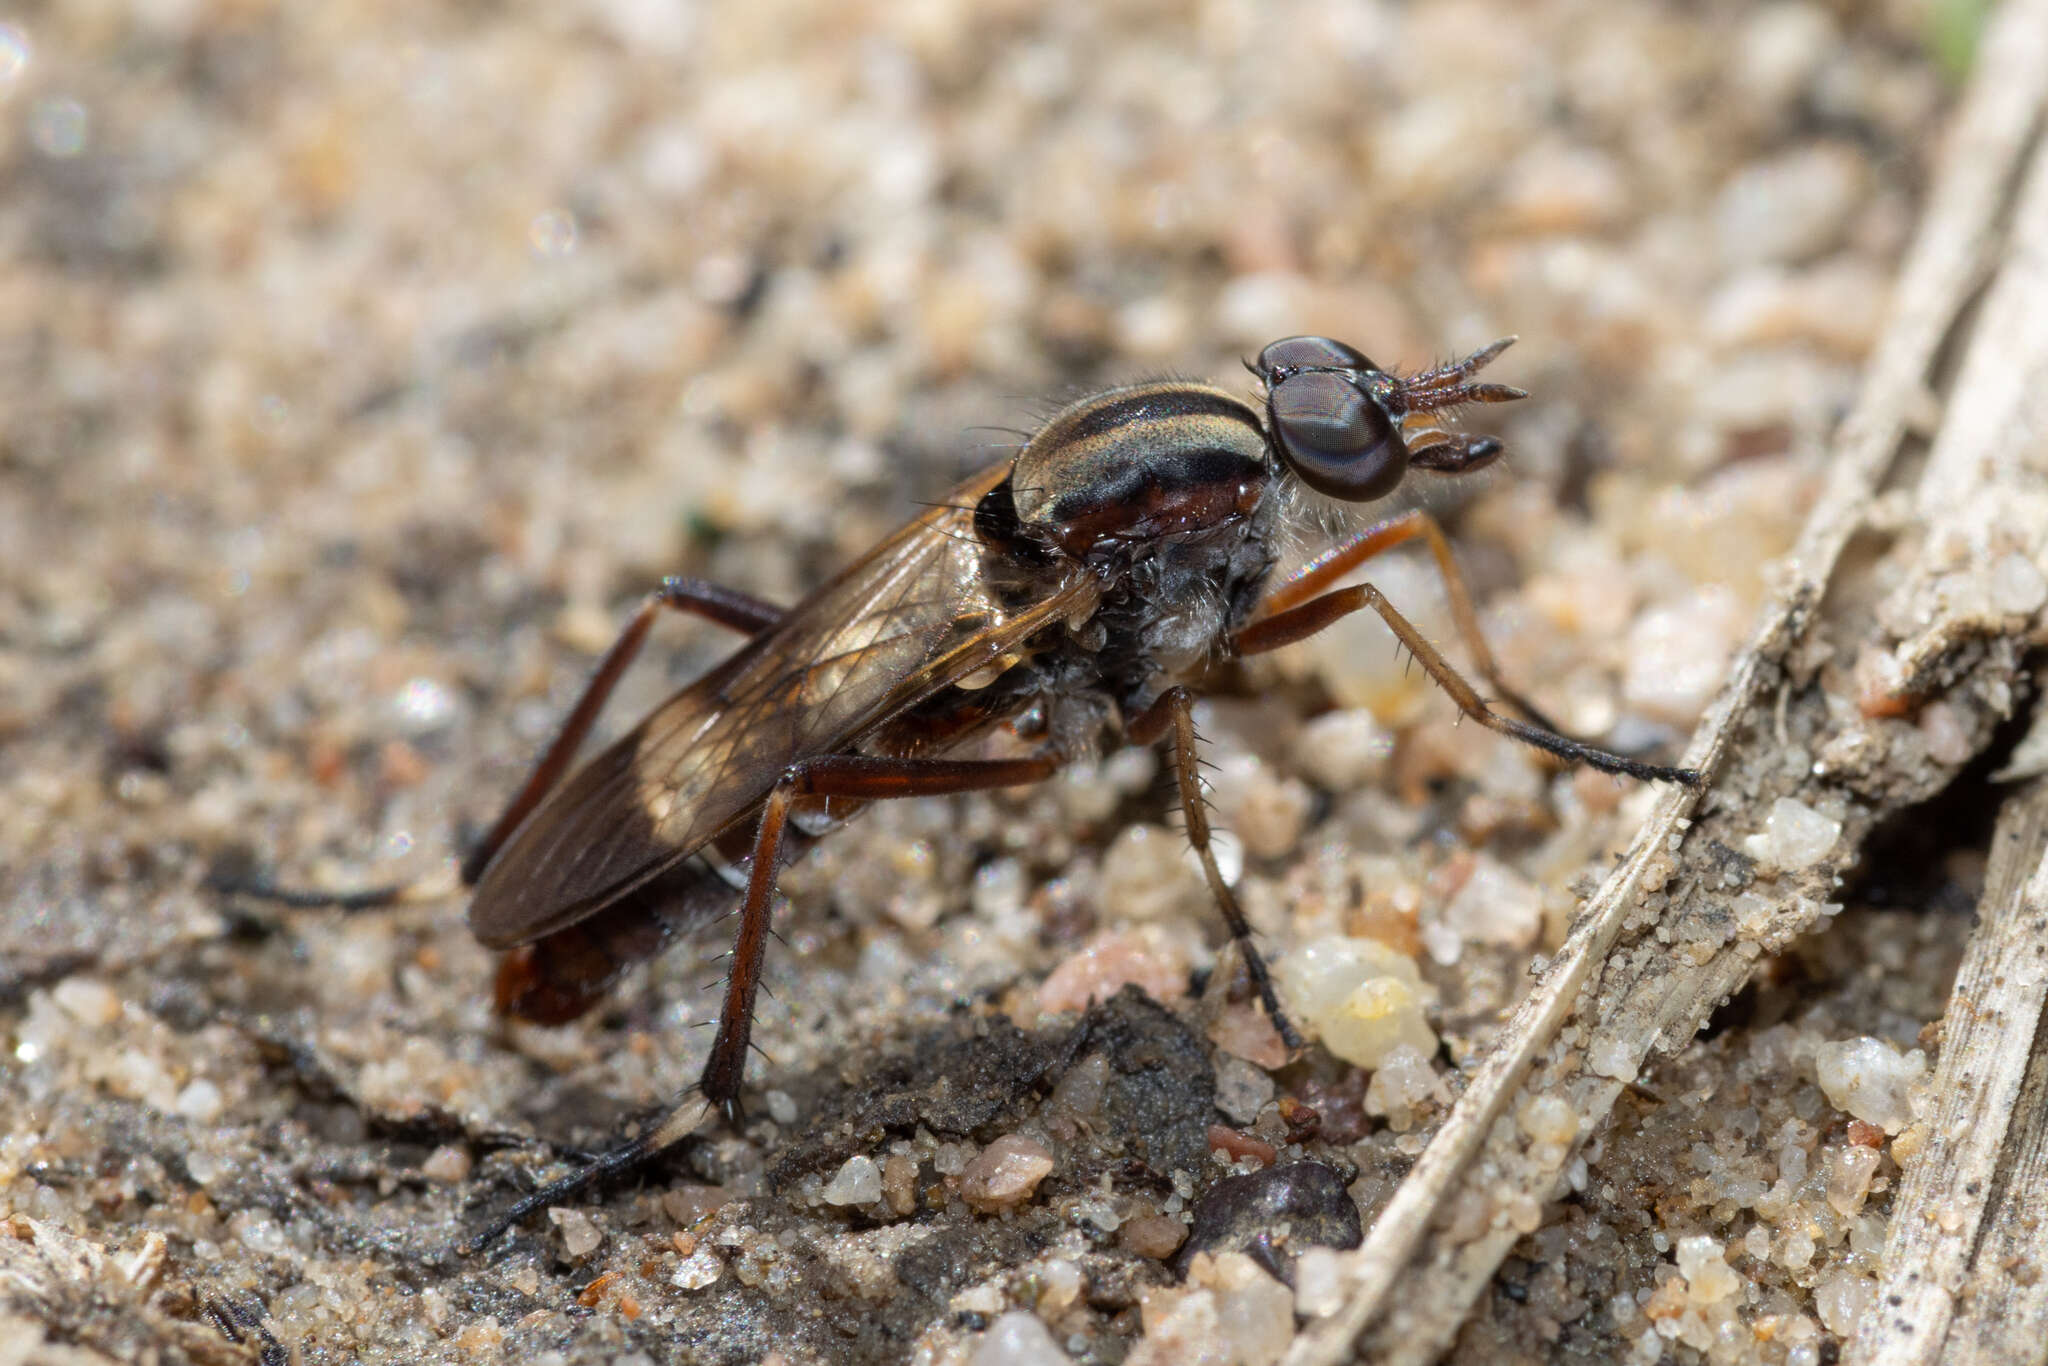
left=468, top=463, right=1094, bottom=948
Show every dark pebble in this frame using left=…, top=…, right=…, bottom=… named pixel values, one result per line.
left=1175, top=1160, right=1362, bottom=1284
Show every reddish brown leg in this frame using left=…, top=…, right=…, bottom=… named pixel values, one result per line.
left=218, top=577, right=784, bottom=910
left=1254, top=508, right=1564, bottom=732
left=461, top=578, right=784, bottom=886
left=1235, top=584, right=1699, bottom=785
left=1128, top=686, right=1305, bottom=1051
left=699, top=752, right=1059, bottom=1112
left=460, top=749, right=1058, bottom=1254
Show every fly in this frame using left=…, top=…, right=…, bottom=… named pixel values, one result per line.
left=229, top=335, right=1701, bottom=1250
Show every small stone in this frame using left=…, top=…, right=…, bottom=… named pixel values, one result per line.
left=420, top=1144, right=471, bottom=1184
left=672, top=1247, right=723, bottom=1290
left=1814, top=1036, right=1925, bottom=1133
left=1784, top=258, right=1893, bottom=354
left=1290, top=709, right=1393, bottom=792
left=52, top=977, right=121, bottom=1027
left=174, top=1079, right=224, bottom=1124
left=882, top=1154, right=919, bottom=1216
left=959, top=1135, right=1055, bottom=1212
left=1813, top=1270, right=1873, bottom=1336
left=1209, top=1003, right=1289, bottom=1070
left=1127, top=1287, right=1222, bottom=1366
left=1516, top=1095, right=1579, bottom=1146
left=1187, top=1250, right=1296, bottom=1366
left=1207, top=1124, right=1278, bottom=1167
left=1992, top=552, right=2048, bottom=616
left=1036, top=929, right=1191, bottom=1016
left=1321, top=977, right=1436, bottom=1072
left=1624, top=586, right=1745, bottom=725
left=764, top=1090, right=798, bottom=1125
left=662, top=1184, right=729, bottom=1227
left=1676, top=1236, right=1739, bottom=1304
left=1210, top=754, right=1313, bottom=860
left=1826, top=1143, right=1882, bottom=1216
left=1586, top=1032, right=1638, bottom=1082
left=1294, top=1247, right=1345, bottom=1318
left=1715, top=142, right=1867, bottom=267
left=1035, top=1258, right=1084, bottom=1314
left=548, top=1207, right=603, bottom=1259
left=1274, top=938, right=1436, bottom=1069
left=1734, top=3, right=1837, bottom=116
left=1919, top=701, right=1974, bottom=766
left=972, top=1311, right=1072, bottom=1366
left=1742, top=797, right=1841, bottom=873
left=231, top=1211, right=287, bottom=1256
left=1046, top=1052, right=1111, bottom=1122
left=1114, top=295, right=1190, bottom=358
left=1099, top=823, right=1206, bottom=922
left=1214, top=1053, right=1276, bottom=1126
left=1440, top=856, right=1544, bottom=949
left=1362, top=1043, right=1443, bottom=1129
left=1121, top=1213, right=1188, bottom=1260
left=1495, top=142, right=1629, bottom=233
left=823, top=1155, right=882, bottom=1206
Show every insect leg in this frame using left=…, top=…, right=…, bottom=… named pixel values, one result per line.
left=462, top=750, right=1061, bottom=1254
left=1126, top=686, right=1305, bottom=1051
left=460, top=577, right=785, bottom=886
left=456, top=1090, right=719, bottom=1257
left=1251, top=508, right=1566, bottom=732
left=216, top=577, right=787, bottom=910
left=1233, top=584, right=1701, bottom=785
left=698, top=751, right=1061, bottom=1114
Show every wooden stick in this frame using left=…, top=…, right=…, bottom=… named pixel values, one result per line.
left=1282, top=3, right=2048, bottom=1358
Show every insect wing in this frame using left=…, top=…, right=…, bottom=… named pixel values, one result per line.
left=468, top=464, right=1093, bottom=948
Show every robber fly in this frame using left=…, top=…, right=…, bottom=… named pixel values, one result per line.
left=236, top=335, right=1699, bottom=1249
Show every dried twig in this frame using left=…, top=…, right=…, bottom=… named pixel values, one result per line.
left=1942, top=968, right=2048, bottom=1365
left=1841, top=85, right=2048, bottom=1358
left=1848, top=777, right=2048, bottom=1366
left=1283, top=2, right=2048, bottom=1360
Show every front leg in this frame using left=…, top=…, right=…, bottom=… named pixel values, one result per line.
left=1235, top=584, right=1700, bottom=785
left=1256, top=507, right=1563, bottom=734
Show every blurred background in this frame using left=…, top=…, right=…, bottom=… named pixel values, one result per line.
left=0, top=0, right=1978, bottom=1361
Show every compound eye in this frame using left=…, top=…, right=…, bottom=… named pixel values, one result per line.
left=1269, top=370, right=1408, bottom=501
left=1256, top=335, right=1376, bottom=378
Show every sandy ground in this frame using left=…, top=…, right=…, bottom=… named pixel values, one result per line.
left=0, top=1, right=1972, bottom=1362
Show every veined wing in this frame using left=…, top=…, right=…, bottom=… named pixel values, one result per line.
left=469, top=462, right=1095, bottom=948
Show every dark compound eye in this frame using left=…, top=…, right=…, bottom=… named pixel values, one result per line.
left=1268, top=370, right=1408, bottom=502
left=1255, top=335, right=1377, bottom=379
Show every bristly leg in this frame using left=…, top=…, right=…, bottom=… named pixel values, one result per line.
left=1259, top=509, right=1563, bottom=736
left=460, top=747, right=1065, bottom=1251
left=458, top=1094, right=717, bottom=1256
left=1128, top=686, right=1307, bottom=1051
left=460, top=577, right=786, bottom=887
left=1235, top=583, right=1701, bottom=786
left=1249, top=507, right=1703, bottom=775
left=213, top=576, right=787, bottom=912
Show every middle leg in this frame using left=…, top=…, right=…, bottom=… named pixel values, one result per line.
left=1128, top=686, right=1306, bottom=1050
